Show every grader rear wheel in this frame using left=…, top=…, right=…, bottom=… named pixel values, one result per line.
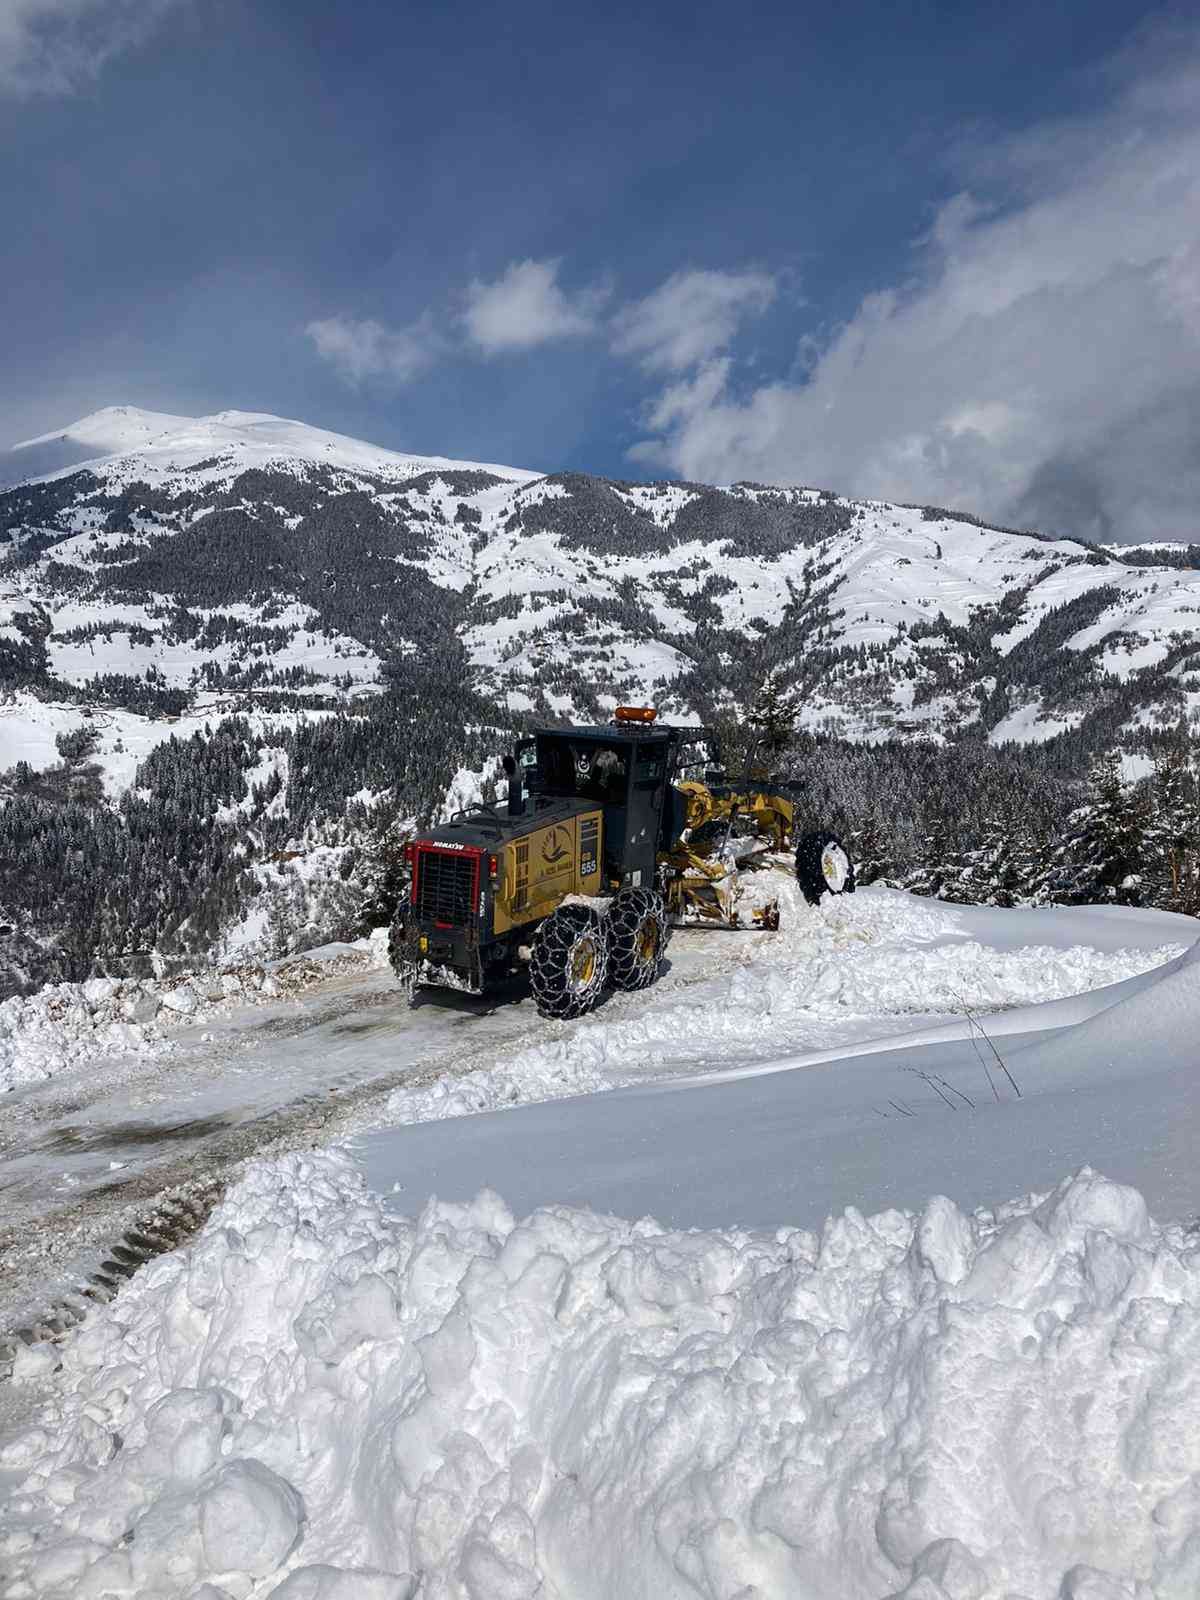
left=607, top=887, right=671, bottom=991
left=795, top=831, right=856, bottom=907
left=529, top=904, right=610, bottom=1019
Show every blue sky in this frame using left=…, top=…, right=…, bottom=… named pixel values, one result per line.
left=3, top=1, right=1198, bottom=540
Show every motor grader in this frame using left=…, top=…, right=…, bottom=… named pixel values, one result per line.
left=389, top=708, right=854, bottom=1018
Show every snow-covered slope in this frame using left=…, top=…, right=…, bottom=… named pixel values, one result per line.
left=10, top=404, right=200, bottom=459
left=5, top=404, right=538, bottom=491
left=2, top=406, right=1199, bottom=781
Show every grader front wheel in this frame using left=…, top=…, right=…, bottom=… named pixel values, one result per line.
left=387, top=901, right=421, bottom=1005
left=795, top=831, right=856, bottom=907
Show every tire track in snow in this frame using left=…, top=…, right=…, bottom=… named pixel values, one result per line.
left=0, top=1181, right=226, bottom=1376
left=0, top=963, right=696, bottom=1367
left=0, top=915, right=752, bottom=1359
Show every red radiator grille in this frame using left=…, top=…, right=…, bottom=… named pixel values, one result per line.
left=411, top=846, right=480, bottom=928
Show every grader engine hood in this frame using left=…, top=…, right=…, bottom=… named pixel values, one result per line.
left=492, top=806, right=603, bottom=933
left=408, top=798, right=604, bottom=945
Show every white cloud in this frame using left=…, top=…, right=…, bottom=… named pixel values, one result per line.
left=309, top=261, right=770, bottom=392
left=305, top=313, right=443, bottom=386
left=0, top=0, right=179, bottom=97
left=463, top=258, right=605, bottom=354
left=631, top=35, right=1200, bottom=542
left=612, top=268, right=777, bottom=374
left=306, top=256, right=603, bottom=384
left=640, top=359, right=731, bottom=437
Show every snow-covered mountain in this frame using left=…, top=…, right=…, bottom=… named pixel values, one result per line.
left=2, top=403, right=1199, bottom=793
left=7, top=404, right=536, bottom=490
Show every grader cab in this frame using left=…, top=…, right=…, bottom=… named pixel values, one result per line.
left=390, top=708, right=854, bottom=1018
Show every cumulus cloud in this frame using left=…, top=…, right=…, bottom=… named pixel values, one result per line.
left=612, top=268, right=777, bottom=373
left=630, top=33, right=1200, bottom=542
left=463, top=258, right=606, bottom=354
left=305, top=313, right=443, bottom=386
left=309, top=259, right=602, bottom=387
left=0, top=0, right=179, bottom=97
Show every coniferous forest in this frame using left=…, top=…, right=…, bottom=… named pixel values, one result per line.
left=3, top=666, right=1198, bottom=1001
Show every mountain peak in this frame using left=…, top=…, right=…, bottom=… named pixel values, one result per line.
left=4, top=405, right=539, bottom=490
left=10, top=404, right=195, bottom=456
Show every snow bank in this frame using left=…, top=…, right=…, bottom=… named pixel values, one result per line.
left=384, top=1034, right=610, bottom=1124
left=3, top=1155, right=1198, bottom=1599
left=385, top=884, right=1184, bottom=1124
left=1016, top=930, right=1200, bottom=1079
left=651, top=881, right=1183, bottom=1048
left=0, top=935, right=389, bottom=1094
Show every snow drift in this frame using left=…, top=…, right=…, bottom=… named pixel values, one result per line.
left=4, top=1153, right=1198, bottom=1600
left=384, top=884, right=1185, bottom=1125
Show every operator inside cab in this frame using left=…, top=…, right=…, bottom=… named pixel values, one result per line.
left=573, top=745, right=627, bottom=801
left=536, top=734, right=632, bottom=804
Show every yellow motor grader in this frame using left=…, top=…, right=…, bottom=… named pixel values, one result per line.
left=389, top=708, right=854, bottom=1018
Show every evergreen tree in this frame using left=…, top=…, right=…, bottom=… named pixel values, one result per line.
left=848, top=812, right=892, bottom=885
left=1041, top=752, right=1150, bottom=905
left=1145, top=729, right=1200, bottom=915
left=746, top=670, right=797, bottom=765
left=353, top=822, right=413, bottom=934
left=902, top=839, right=970, bottom=902
left=955, top=797, right=1048, bottom=907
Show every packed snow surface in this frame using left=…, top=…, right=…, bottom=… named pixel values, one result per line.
left=4, top=883, right=1178, bottom=1105
left=3, top=1155, right=1199, bottom=1599
left=362, top=894, right=1200, bottom=1236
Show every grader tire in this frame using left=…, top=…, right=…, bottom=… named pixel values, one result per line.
left=795, top=831, right=856, bottom=907
left=606, top=887, right=671, bottom=991
left=530, top=904, right=609, bottom=1019
left=388, top=902, right=420, bottom=1003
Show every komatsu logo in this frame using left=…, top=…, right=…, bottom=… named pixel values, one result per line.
left=541, top=827, right=569, bottom=865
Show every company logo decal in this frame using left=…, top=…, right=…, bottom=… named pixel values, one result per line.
left=541, top=826, right=569, bottom=866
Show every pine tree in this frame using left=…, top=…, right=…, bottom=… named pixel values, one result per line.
left=903, top=837, right=970, bottom=902
left=849, top=812, right=892, bottom=885
left=746, top=670, right=797, bottom=766
left=1041, top=752, right=1150, bottom=905
left=1145, top=730, right=1200, bottom=915
left=955, top=798, right=1048, bottom=907
left=353, top=822, right=412, bottom=934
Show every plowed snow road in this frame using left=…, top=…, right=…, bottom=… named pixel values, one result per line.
left=0, top=932, right=735, bottom=1340
left=1, top=885, right=1189, bottom=1358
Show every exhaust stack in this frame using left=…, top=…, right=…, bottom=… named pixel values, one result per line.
left=502, top=753, right=524, bottom=817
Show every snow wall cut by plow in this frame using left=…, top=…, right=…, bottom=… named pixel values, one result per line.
left=4, top=1151, right=1198, bottom=1600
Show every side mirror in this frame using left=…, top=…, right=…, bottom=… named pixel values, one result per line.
left=502, top=753, right=517, bottom=777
